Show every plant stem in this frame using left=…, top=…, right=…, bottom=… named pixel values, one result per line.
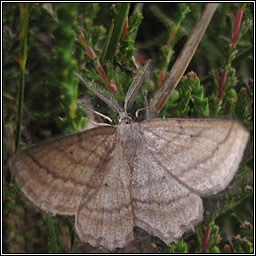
left=231, top=5, right=244, bottom=48
left=104, top=3, right=130, bottom=63
left=217, top=4, right=245, bottom=101
left=217, top=70, right=227, bottom=101
left=45, top=212, right=60, bottom=253
left=130, top=3, right=144, bottom=41
left=100, top=21, right=114, bottom=62
left=16, top=3, right=29, bottom=150
left=201, top=227, right=211, bottom=253
left=78, top=30, right=117, bottom=93
left=150, top=3, right=218, bottom=116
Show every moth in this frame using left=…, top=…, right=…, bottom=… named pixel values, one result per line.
left=10, top=60, right=249, bottom=251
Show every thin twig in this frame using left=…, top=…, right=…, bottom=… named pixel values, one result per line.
left=16, top=3, right=29, bottom=150
left=149, top=3, right=219, bottom=117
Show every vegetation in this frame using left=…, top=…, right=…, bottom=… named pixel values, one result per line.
left=3, top=3, right=253, bottom=253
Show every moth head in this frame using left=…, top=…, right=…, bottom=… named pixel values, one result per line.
left=118, top=111, right=133, bottom=124
left=75, top=59, right=151, bottom=124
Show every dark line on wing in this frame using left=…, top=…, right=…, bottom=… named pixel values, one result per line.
left=145, top=125, right=215, bottom=152
left=82, top=202, right=132, bottom=214
left=26, top=150, right=92, bottom=188
left=132, top=193, right=189, bottom=207
left=77, top=134, right=118, bottom=211
left=21, top=126, right=116, bottom=153
left=140, top=122, right=235, bottom=194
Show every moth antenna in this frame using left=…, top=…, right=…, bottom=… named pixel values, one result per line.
left=89, top=120, right=113, bottom=127
left=78, top=103, right=113, bottom=123
left=124, top=59, right=152, bottom=113
left=135, top=107, right=147, bottom=119
left=75, top=72, right=123, bottom=115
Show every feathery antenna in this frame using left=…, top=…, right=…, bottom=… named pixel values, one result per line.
left=75, top=59, right=151, bottom=119
left=124, top=59, right=152, bottom=112
left=75, top=72, right=123, bottom=115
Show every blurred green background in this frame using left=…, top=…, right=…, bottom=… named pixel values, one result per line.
left=3, top=3, right=253, bottom=253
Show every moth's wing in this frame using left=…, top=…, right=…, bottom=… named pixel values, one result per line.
left=132, top=122, right=204, bottom=244
left=139, top=118, right=249, bottom=197
left=9, top=126, right=117, bottom=215
left=132, top=118, right=248, bottom=244
left=75, top=136, right=134, bottom=251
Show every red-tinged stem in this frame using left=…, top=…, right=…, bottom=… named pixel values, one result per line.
left=78, top=26, right=87, bottom=46
left=218, top=5, right=243, bottom=101
left=96, top=65, right=108, bottom=83
left=106, top=82, right=118, bottom=93
left=157, top=70, right=166, bottom=87
left=96, top=65, right=118, bottom=93
left=85, top=46, right=96, bottom=60
left=122, top=18, right=128, bottom=39
left=217, top=70, right=227, bottom=101
left=78, top=26, right=118, bottom=93
left=201, top=227, right=211, bottom=253
left=231, top=7, right=243, bottom=48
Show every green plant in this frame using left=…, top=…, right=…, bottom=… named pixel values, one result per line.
left=15, top=3, right=29, bottom=150
left=3, top=3, right=253, bottom=253
left=55, top=3, right=86, bottom=133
